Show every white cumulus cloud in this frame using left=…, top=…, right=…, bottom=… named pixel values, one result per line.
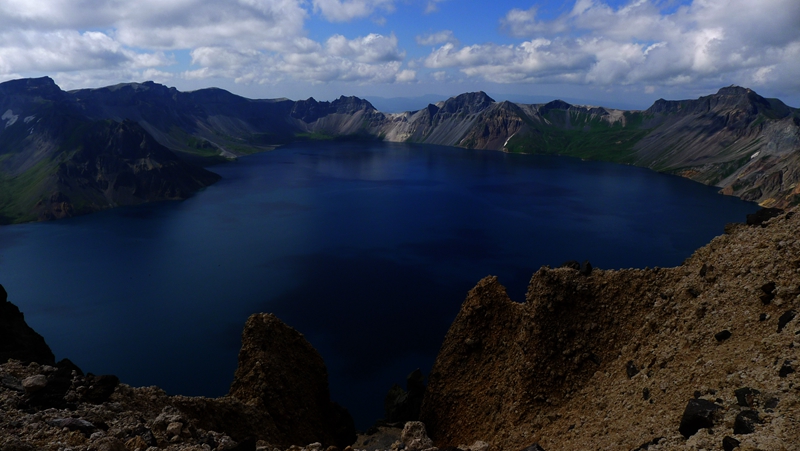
left=415, top=30, right=457, bottom=46
left=424, top=0, right=446, bottom=14
left=0, top=0, right=418, bottom=90
left=428, top=0, right=800, bottom=95
left=326, top=33, right=405, bottom=63
left=311, top=0, right=395, bottom=22
left=184, top=33, right=410, bottom=85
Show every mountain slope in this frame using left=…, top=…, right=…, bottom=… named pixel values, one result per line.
left=0, top=77, right=391, bottom=224
left=0, top=78, right=221, bottom=224
left=421, top=209, right=800, bottom=450
left=71, top=83, right=384, bottom=159
left=3, top=77, right=800, bottom=224
left=633, top=87, right=800, bottom=206
left=379, top=87, right=800, bottom=208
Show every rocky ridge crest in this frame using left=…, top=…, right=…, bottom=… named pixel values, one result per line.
left=421, top=208, right=800, bottom=450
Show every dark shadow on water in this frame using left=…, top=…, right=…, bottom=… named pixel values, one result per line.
left=263, top=251, right=457, bottom=379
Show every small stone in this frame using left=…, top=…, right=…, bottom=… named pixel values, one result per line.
left=125, top=436, right=148, bottom=451
left=642, top=387, right=650, bottom=401
left=1, top=375, right=24, bottom=391
left=626, top=361, right=639, bottom=378
left=760, top=282, right=776, bottom=304
left=734, top=387, right=760, bottom=407
left=521, top=445, right=546, bottom=451
left=631, top=437, right=663, bottom=451
left=579, top=260, right=592, bottom=276
left=140, top=430, right=158, bottom=447
left=47, top=418, right=96, bottom=433
left=765, top=398, right=779, bottom=409
left=166, top=422, right=183, bottom=437
left=21, top=374, right=48, bottom=393
left=777, top=310, right=797, bottom=332
left=306, top=443, right=323, bottom=451
left=779, top=360, right=795, bottom=378
left=560, top=260, right=580, bottom=270
left=83, top=375, right=120, bottom=404
left=90, top=432, right=105, bottom=441
left=465, top=441, right=489, bottom=451
left=722, top=436, right=740, bottom=451
left=733, top=410, right=760, bottom=434
left=714, top=330, right=732, bottom=342
left=90, top=437, right=127, bottom=451
left=679, top=399, right=720, bottom=438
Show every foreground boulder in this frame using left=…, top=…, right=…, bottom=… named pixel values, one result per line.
left=229, top=313, right=356, bottom=448
left=421, top=209, right=800, bottom=450
left=678, top=399, right=720, bottom=438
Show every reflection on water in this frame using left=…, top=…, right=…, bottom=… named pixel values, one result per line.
left=0, top=141, right=758, bottom=429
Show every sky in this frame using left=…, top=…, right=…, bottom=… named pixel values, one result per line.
left=1, top=0, right=799, bottom=109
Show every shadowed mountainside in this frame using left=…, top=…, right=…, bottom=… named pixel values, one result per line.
left=2, top=78, right=799, bottom=224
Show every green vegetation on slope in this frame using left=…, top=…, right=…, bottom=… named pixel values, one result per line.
left=504, top=110, right=650, bottom=164
left=0, top=158, right=57, bottom=224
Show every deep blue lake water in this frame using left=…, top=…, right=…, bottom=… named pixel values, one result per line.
left=0, top=142, right=758, bottom=429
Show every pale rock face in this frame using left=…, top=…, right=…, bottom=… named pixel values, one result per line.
left=462, top=441, right=490, bottom=451
left=400, top=421, right=434, bottom=451
left=21, top=374, right=47, bottom=393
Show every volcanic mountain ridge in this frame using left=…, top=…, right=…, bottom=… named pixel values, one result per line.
left=2, top=78, right=799, bottom=224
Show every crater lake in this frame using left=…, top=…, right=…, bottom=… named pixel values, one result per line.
left=0, top=141, right=759, bottom=429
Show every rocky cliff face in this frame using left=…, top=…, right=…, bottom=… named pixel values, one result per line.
left=633, top=87, right=800, bottom=207
left=0, top=78, right=222, bottom=224
left=0, top=285, right=55, bottom=366
left=229, top=313, right=356, bottom=447
left=380, top=86, right=800, bottom=209
left=420, top=209, right=800, bottom=450
left=0, top=299, right=355, bottom=450
left=36, top=119, right=221, bottom=221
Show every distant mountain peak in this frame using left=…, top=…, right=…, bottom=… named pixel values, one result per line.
left=0, top=76, right=62, bottom=98
left=540, top=99, right=573, bottom=112
left=452, top=91, right=495, bottom=104
left=439, top=91, right=495, bottom=115
left=716, top=85, right=753, bottom=96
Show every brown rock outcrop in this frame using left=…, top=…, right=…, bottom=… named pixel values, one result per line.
left=0, top=284, right=55, bottom=365
left=421, top=209, right=800, bottom=450
left=0, top=293, right=356, bottom=450
left=229, top=313, right=356, bottom=448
